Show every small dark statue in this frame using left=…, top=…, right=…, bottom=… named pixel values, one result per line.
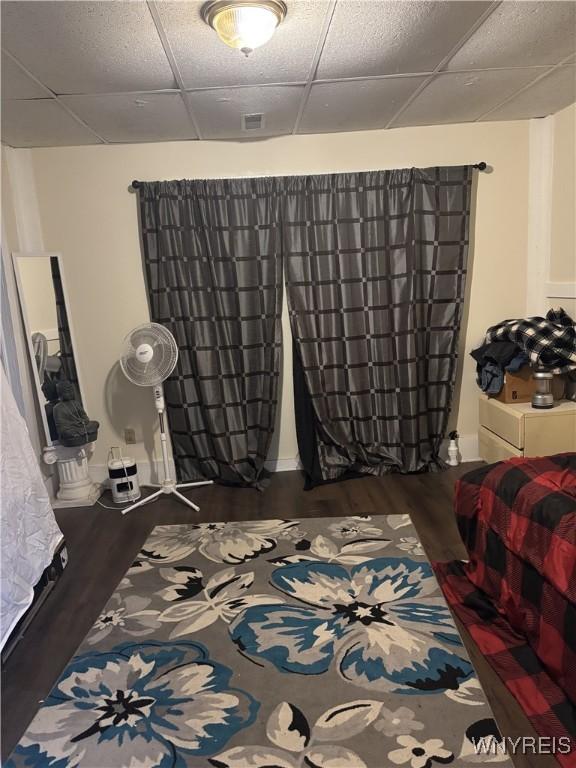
left=53, top=380, right=99, bottom=447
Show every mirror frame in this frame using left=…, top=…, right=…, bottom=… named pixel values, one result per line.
left=12, top=251, right=86, bottom=448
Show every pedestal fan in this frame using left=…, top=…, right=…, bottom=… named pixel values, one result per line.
left=119, top=322, right=212, bottom=515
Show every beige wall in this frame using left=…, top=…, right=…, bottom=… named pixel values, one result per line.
left=1, top=147, right=19, bottom=253
left=27, top=120, right=531, bottom=469
left=550, top=103, right=576, bottom=284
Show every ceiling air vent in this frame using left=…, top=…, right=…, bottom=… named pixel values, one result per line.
left=242, top=113, right=265, bottom=132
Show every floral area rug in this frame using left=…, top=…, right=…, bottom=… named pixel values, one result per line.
left=8, top=515, right=512, bottom=768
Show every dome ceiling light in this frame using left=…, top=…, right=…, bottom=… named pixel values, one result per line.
left=202, top=0, right=287, bottom=57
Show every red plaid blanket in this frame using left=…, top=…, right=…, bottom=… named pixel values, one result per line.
left=434, top=454, right=576, bottom=767
left=455, top=454, right=576, bottom=602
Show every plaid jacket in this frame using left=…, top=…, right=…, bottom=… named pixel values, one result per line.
left=485, top=308, right=576, bottom=373
left=434, top=454, right=576, bottom=766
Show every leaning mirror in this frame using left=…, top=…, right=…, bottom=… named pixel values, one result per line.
left=12, top=252, right=84, bottom=447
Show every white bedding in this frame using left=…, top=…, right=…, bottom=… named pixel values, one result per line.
left=1, top=365, right=63, bottom=650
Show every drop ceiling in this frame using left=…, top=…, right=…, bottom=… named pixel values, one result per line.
left=1, top=0, right=575, bottom=147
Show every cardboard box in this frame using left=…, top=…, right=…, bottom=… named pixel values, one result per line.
left=493, top=365, right=535, bottom=403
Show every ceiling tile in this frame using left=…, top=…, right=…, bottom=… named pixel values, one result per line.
left=316, top=1, right=493, bottom=80
left=393, top=69, right=542, bottom=128
left=1, top=99, right=102, bottom=147
left=1, top=51, right=47, bottom=98
left=156, top=1, right=327, bottom=89
left=299, top=77, right=427, bottom=134
left=185, top=85, right=304, bottom=139
left=484, top=66, right=576, bottom=121
left=1, top=1, right=176, bottom=94
left=59, top=92, right=197, bottom=143
left=447, top=1, right=576, bottom=71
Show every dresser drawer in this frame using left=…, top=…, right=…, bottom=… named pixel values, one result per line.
left=524, top=411, right=576, bottom=456
left=479, top=396, right=524, bottom=449
left=479, top=426, right=523, bottom=463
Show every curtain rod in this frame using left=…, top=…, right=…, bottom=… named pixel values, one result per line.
left=130, top=163, right=488, bottom=190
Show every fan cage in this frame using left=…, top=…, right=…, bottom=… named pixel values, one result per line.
left=120, top=323, right=178, bottom=387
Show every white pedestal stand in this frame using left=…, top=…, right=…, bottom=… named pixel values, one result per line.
left=122, top=393, right=212, bottom=515
left=44, top=443, right=102, bottom=508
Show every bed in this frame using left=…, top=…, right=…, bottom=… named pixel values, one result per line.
left=1, top=365, right=63, bottom=652
left=434, top=454, right=576, bottom=767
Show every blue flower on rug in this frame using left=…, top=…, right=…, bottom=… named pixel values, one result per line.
left=231, top=558, right=473, bottom=695
left=8, top=641, right=258, bottom=768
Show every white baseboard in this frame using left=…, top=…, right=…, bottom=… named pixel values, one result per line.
left=440, top=433, right=480, bottom=464
left=86, top=440, right=478, bottom=490
left=88, top=456, right=301, bottom=488
left=269, top=441, right=482, bottom=472
left=265, top=456, right=302, bottom=473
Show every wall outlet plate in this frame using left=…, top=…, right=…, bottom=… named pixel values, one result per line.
left=124, top=428, right=136, bottom=444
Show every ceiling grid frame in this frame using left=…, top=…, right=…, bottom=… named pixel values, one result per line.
left=476, top=51, right=576, bottom=121
left=146, top=0, right=203, bottom=139
left=291, top=0, right=338, bottom=135
left=384, top=0, right=503, bottom=129
left=2, top=48, right=108, bottom=144
left=1, top=0, right=575, bottom=146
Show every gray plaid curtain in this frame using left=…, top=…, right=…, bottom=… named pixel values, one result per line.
left=137, top=179, right=282, bottom=489
left=282, top=167, right=472, bottom=485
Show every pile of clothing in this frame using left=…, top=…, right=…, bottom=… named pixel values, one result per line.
left=471, top=308, right=576, bottom=394
left=471, top=341, right=528, bottom=394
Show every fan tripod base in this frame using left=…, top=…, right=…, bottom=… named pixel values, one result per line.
left=121, top=479, right=213, bottom=515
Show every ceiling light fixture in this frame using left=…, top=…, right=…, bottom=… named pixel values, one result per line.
left=202, top=0, right=287, bottom=57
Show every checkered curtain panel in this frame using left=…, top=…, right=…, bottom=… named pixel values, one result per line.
left=50, top=256, right=80, bottom=400
left=137, top=179, right=283, bottom=489
left=283, top=167, right=473, bottom=484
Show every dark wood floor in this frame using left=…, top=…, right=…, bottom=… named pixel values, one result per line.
left=1, top=466, right=556, bottom=767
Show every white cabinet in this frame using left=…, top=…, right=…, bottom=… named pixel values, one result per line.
left=478, top=395, right=576, bottom=462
